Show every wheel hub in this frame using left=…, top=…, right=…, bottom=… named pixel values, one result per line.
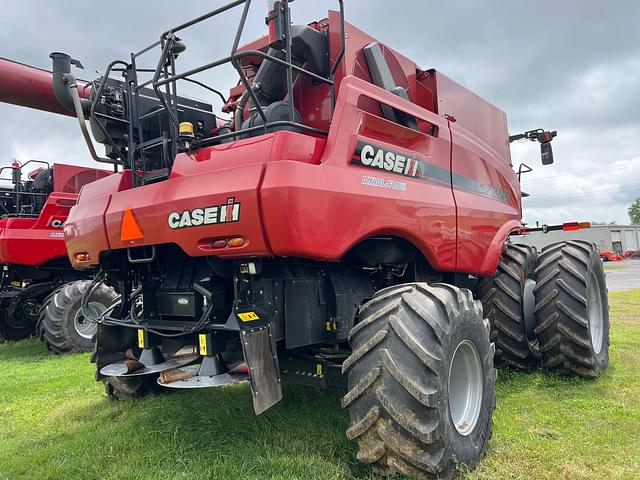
left=448, top=339, right=483, bottom=436
left=74, top=302, right=106, bottom=340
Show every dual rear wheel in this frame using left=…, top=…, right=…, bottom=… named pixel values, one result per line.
left=480, top=240, right=609, bottom=375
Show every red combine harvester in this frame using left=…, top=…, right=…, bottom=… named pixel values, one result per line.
left=0, top=159, right=115, bottom=351
left=3, top=1, right=610, bottom=477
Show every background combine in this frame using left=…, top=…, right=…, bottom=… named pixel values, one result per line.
left=0, top=1, right=610, bottom=478
left=0, top=159, right=115, bottom=352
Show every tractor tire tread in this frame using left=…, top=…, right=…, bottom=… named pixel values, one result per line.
left=343, top=282, right=495, bottom=479
left=534, top=241, right=609, bottom=377
left=477, top=243, right=537, bottom=369
left=40, top=280, right=116, bottom=354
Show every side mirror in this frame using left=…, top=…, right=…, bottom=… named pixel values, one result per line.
left=541, top=142, right=554, bottom=165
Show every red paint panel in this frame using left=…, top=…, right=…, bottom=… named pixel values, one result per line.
left=450, top=122, right=522, bottom=275
left=0, top=228, right=68, bottom=266
left=66, top=133, right=326, bottom=268
left=260, top=161, right=456, bottom=270
left=0, top=192, right=78, bottom=266
left=65, top=163, right=271, bottom=269
left=423, top=70, right=512, bottom=166
left=52, top=164, right=110, bottom=194
left=260, top=76, right=457, bottom=270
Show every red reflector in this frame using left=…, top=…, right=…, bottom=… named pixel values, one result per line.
left=228, top=237, right=245, bottom=248
left=212, top=239, right=228, bottom=249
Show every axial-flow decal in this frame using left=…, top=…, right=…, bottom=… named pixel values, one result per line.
left=352, top=140, right=510, bottom=203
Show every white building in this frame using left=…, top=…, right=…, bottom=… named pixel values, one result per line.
left=512, top=224, right=640, bottom=253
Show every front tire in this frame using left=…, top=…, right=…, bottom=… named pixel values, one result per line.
left=534, top=241, right=609, bottom=377
left=342, top=283, right=496, bottom=479
left=40, top=280, right=116, bottom=354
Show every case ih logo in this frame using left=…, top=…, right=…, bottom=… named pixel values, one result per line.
left=353, top=141, right=422, bottom=178
left=49, top=218, right=65, bottom=228
left=352, top=140, right=510, bottom=204
left=167, top=197, right=241, bottom=230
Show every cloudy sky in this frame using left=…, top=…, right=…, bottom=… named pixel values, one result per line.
left=1, top=0, right=639, bottom=225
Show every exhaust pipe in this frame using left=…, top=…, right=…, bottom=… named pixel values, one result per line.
left=50, top=52, right=113, bottom=164
left=49, top=52, right=91, bottom=115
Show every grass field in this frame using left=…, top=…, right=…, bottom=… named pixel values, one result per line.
left=1, top=290, right=639, bottom=480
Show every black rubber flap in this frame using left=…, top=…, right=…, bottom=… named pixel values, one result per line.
left=240, top=324, right=282, bottom=415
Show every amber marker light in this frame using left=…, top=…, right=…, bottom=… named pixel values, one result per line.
left=228, top=237, right=245, bottom=248
left=74, top=252, right=91, bottom=262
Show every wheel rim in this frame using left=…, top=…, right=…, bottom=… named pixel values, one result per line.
left=448, top=340, right=483, bottom=436
left=74, top=302, right=106, bottom=340
left=588, top=271, right=604, bottom=354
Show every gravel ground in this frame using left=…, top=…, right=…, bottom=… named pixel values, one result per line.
left=605, top=259, right=640, bottom=292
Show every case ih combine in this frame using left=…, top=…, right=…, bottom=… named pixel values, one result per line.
left=3, top=1, right=610, bottom=477
left=0, top=157, right=115, bottom=352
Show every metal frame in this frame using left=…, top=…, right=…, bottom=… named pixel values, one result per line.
left=90, top=0, right=346, bottom=186
left=0, top=160, right=51, bottom=218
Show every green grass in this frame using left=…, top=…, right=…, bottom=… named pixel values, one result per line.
left=1, top=290, right=639, bottom=480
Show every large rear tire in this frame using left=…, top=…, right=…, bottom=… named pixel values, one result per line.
left=534, top=240, right=609, bottom=377
left=40, top=280, right=116, bottom=354
left=342, top=283, right=496, bottom=479
left=477, top=244, right=538, bottom=370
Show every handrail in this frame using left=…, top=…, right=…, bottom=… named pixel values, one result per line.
left=94, top=0, right=347, bottom=181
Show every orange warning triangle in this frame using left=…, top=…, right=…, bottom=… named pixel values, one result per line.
left=121, top=208, right=144, bottom=241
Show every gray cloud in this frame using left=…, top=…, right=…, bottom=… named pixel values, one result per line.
left=1, top=0, right=638, bottom=224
